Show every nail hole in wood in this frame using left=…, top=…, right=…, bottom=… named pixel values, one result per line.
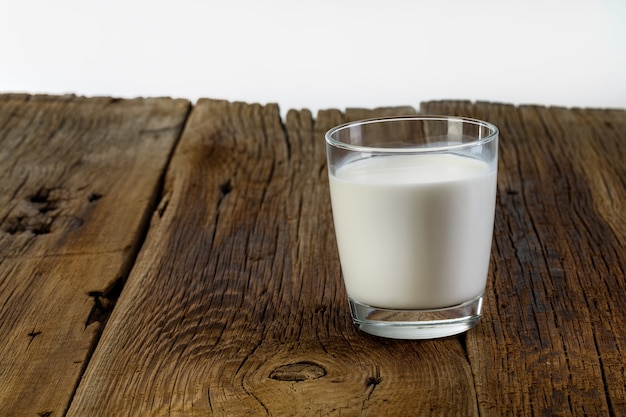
left=219, top=179, right=232, bottom=196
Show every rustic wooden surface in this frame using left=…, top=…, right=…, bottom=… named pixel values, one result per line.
left=0, top=94, right=190, bottom=416
left=422, top=101, right=626, bottom=416
left=1, top=95, right=624, bottom=416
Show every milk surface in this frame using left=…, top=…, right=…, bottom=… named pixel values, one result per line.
left=329, top=153, right=497, bottom=310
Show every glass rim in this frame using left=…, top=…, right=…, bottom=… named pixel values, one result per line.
left=325, top=115, right=499, bottom=154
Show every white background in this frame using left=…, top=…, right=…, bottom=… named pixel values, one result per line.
left=2, top=0, right=625, bottom=116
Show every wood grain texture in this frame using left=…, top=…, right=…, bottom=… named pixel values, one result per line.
left=67, top=101, right=478, bottom=416
left=0, top=95, right=189, bottom=416
left=3, top=95, right=624, bottom=416
left=421, top=101, right=626, bottom=415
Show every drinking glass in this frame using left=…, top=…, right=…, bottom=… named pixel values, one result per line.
left=326, top=116, right=498, bottom=339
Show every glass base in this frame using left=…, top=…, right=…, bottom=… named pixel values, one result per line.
left=349, top=295, right=483, bottom=339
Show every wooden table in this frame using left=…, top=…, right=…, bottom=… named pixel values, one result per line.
left=1, top=94, right=624, bottom=416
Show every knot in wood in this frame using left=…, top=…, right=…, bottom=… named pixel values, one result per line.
left=269, top=361, right=326, bottom=382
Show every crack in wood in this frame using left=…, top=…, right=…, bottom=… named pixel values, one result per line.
left=156, top=195, right=169, bottom=218
left=84, top=278, right=124, bottom=329
left=27, top=330, right=42, bottom=338
left=27, top=329, right=42, bottom=347
left=364, top=365, right=382, bottom=404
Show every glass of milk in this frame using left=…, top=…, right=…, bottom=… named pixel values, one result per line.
left=326, top=116, right=498, bottom=339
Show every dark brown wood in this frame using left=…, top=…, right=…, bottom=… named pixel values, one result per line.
left=0, top=94, right=190, bottom=416
left=67, top=100, right=477, bottom=416
left=421, top=101, right=626, bottom=415
left=1, top=95, right=624, bottom=416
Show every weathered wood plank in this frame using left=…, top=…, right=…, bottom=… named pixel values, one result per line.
left=421, top=101, right=626, bottom=415
left=67, top=100, right=479, bottom=416
left=0, top=95, right=190, bottom=416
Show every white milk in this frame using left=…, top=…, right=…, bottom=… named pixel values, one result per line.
left=329, top=153, right=497, bottom=310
